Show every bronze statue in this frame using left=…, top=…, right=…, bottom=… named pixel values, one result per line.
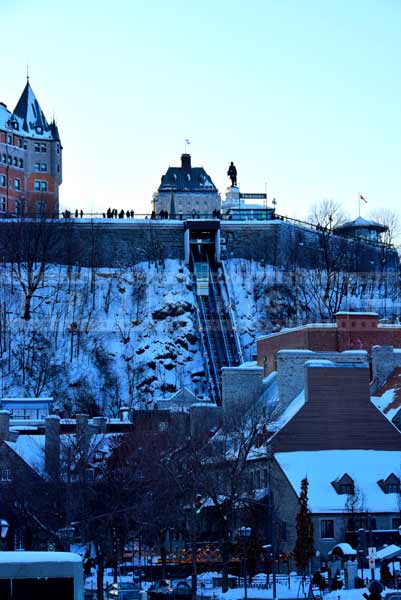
left=227, top=161, right=237, bottom=187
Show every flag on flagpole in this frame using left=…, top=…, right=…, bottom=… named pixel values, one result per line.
left=185, top=139, right=190, bottom=145
left=359, top=193, right=367, bottom=204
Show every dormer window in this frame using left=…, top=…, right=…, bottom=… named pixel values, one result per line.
left=36, top=126, right=43, bottom=135
left=332, top=473, right=355, bottom=495
left=378, top=474, right=400, bottom=494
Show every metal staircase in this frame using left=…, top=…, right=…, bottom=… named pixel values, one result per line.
left=191, top=245, right=242, bottom=405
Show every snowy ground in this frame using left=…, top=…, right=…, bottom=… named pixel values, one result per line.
left=1, top=257, right=400, bottom=412
left=225, top=259, right=401, bottom=359
left=0, top=260, right=207, bottom=414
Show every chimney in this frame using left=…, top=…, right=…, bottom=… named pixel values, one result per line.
left=76, top=413, right=90, bottom=457
left=181, top=153, right=191, bottom=170
left=0, top=410, right=10, bottom=441
left=92, top=416, right=108, bottom=433
left=304, top=360, right=370, bottom=406
left=45, top=415, right=60, bottom=478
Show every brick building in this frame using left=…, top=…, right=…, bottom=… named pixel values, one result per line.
left=257, top=312, right=401, bottom=375
left=0, top=79, right=62, bottom=217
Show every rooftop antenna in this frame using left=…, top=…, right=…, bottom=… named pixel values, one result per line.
left=184, top=138, right=190, bottom=154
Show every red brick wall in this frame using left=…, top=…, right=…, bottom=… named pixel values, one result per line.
left=257, top=315, right=401, bottom=375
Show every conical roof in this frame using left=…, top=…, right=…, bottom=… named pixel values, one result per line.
left=12, top=80, right=53, bottom=139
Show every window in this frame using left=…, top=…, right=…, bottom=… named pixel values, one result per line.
left=12, top=408, right=25, bottom=419
left=340, top=483, right=354, bottom=495
left=7, top=134, right=12, bottom=144
left=386, top=483, right=399, bottom=494
left=0, top=175, right=5, bottom=187
left=13, top=157, right=18, bottom=166
left=19, top=158, right=23, bottom=168
left=34, top=162, right=41, bottom=172
left=94, top=451, right=103, bottom=462
left=40, top=143, right=47, bottom=153
left=34, top=142, right=41, bottom=152
left=392, top=518, right=401, bottom=529
left=40, top=163, right=47, bottom=172
left=56, top=143, right=60, bottom=154
left=14, top=178, right=21, bottom=190
left=34, top=180, right=48, bottom=192
left=2, top=153, right=6, bottom=162
left=0, top=468, right=12, bottom=482
left=321, top=519, right=334, bottom=538
left=0, top=196, right=6, bottom=213
left=7, top=155, right=11, bottom=165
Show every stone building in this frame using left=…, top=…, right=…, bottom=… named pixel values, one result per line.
left=0, top=79, right=62, bottom=216
left=153, top=153, right=220, bottom=217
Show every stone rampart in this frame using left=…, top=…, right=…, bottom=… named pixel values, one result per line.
left=0, top=218, right=398, bottom=270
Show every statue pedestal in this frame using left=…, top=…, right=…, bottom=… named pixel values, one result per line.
left=222, top=186, right=241, bottom=213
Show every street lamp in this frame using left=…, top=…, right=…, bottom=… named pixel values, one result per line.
left=238, top=526, right=251, bottom=600
left=0, top=519, right=9, bottom=549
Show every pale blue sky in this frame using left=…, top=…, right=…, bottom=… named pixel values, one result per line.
left=2, top=0, right=401, bottom=218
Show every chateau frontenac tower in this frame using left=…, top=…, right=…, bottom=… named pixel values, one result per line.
left=153, top=153, right=220, bottom=217
left=0, top=79, right=62, bottom=216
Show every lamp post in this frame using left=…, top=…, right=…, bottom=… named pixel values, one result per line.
left=238, top=526, right=251, bottom=600
left=0, top=519, right=9, bottom=549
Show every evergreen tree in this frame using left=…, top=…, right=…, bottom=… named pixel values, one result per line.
left=294, top=477, right=314, bottom=574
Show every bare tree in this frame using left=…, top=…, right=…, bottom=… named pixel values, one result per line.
left=307, top=198, right=349, bottom=230
left=0, top=215, right=64, bottom=320
left=369, top=208, right=401, bottom=247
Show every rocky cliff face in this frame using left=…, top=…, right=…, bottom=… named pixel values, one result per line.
left=0, top=260, right=207, bottom=415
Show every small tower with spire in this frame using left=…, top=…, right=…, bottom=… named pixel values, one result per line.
left=0, top=78, right=62, bottom=216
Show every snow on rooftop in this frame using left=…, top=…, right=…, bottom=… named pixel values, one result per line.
left=275, top=450, right=401, bottom=513
left=0, top=551, right=82, bottom=564
left=329, top=543, right=357, bottom=555
left=372, top=389, right=400, bottom=422
left=375, top=545, right=401, bottom=560
left=270, top=391, right=305, bottom=432
left=6, top=435, right=46, bottom=474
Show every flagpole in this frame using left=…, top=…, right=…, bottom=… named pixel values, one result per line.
left=358, top=194, right=361, bottom=217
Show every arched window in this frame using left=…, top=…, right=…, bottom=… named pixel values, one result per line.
left=19, top=158, right=23, bottom=168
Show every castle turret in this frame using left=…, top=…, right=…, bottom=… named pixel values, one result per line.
left=0, top=79, right=62, bottom=217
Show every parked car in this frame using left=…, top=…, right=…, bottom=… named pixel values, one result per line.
left=148, top=579, right=174, bottom=600
left=173, top=580, right=192, bottom=600
left=383, top=594, right=401, bottom=600
left=106, top=582, right=141, bottom=600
